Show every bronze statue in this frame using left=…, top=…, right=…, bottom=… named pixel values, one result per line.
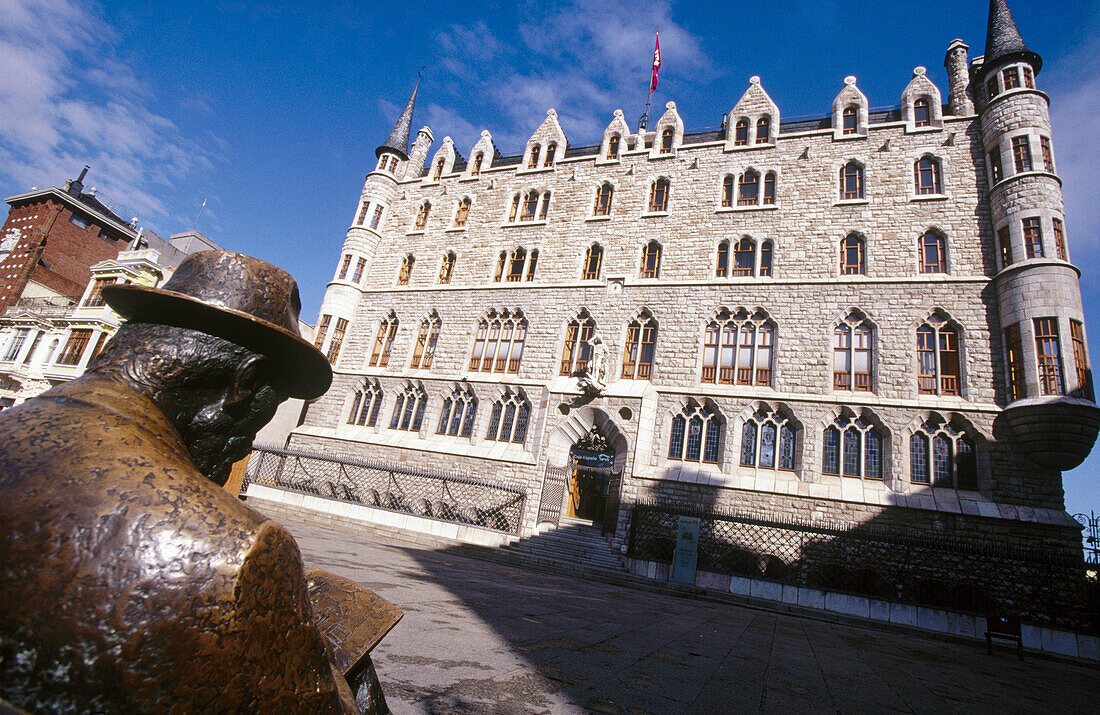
left=0, top=251, right=399, bottom=712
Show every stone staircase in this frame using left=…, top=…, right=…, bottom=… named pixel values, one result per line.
left=495, top=516, right=627, bottom=573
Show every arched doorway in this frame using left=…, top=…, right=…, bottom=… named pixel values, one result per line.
left=566, top=425, right=614, bottom=521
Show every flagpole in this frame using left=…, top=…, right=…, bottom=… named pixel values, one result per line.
left=638, top=30, right=660, bottom=133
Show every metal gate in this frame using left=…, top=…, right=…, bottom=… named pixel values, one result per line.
left=602, top=469, right=623, bottom=536
left=537, top=465, right=569, bottom=526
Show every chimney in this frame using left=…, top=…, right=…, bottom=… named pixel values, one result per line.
left=68, top=165, right=90, bottom=197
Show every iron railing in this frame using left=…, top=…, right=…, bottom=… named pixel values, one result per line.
left=1074, top=511, right=1100, bottom=566
left=628, top=502, right=1091, bottom=631
left=245, top=445, right=526, bottom=535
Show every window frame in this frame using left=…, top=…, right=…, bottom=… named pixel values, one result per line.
left=622, top=312, right=658, bottom=380
left=648, top=178, right=670, bottom=213
left=916, top=317, right=961, bottom=396
left=919, top=231, right=947, bottom=274
left=668, top=402, right=723, bottom=464
left=839, top=161, right=864, bottom=200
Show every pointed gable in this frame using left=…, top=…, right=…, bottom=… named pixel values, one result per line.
left=650, top=101, right=684, bottom=158
left=598, top=110, right=630, bottom=163
left=465, top=130, right=496, bottom=178
left=725, top=76, right=780, bottom=150
left=832, top=76, right=869, bottom=139
left=426, top=137, right=458, bottom=183
left=900, top=67, right=944, bottom=131
left=522, top=109, right=568, bottom=172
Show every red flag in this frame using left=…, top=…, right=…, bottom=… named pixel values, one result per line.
left=650, top=32, right=661, bottom=93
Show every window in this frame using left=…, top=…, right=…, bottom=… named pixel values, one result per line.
left=732, top=237, right=755, bottom=276
left=438, top=252, right=455, bottom=284
left=607, top=134, right=620, bottom=159
left=640, top=241, right=661, bottom=278
left=760, top=241, right=773, bottom=276
left=1002, top=66, right=1020, bottom=90
left=337, top=255, right=352, bottom=280
left=353, top=258, right=366, bottom=283
left=432, top=158, right=444, bottom=181
left=397, top=255, right=414, bottom=285
left=734, top=119, right=749, bottom=146
left=986, top=76, right=999, bottom=102
left=377, top=155, right=388, bottom=171
left=437, top=386, right=477, bottom=437
left=507, top=195, right=520, bottom=223
left=840, top=233, right=865, bottom=275
left=913, top=98, right=931, bottom=127
left=593, top=183, right=613, bottom=216
left=822, top=416, right=883, bottom=479
left=989, top=147, right=1003, bottom=184
left=839, top=162, right=863, bottom=200
left=919, top=231, right=947, bottom=274
left=507, top=248, right=526, bottom=282
left=326, top=318, right=348, bottom=362
left=910, top=419, right=977, bottom=489
left=370, top=205, right=384, bottom=230
left=410, top=314, right=441, bottom=369
left=1023, top=66, right=1035, bottom=89
left=756, top=116, right=770, bottom=144
left=833, top=313, right=873, bottom=392
left=582, top=244, right=603, bottom=280
left=356, top=203, right=370, bottom=225
left=737, top=170, right=759, bottom=206
left=58, top=328, right=91, bottom=366
left=520, top=191, right=539, bottom=221
left=914, top=156, right=942, bottom=195
left=413, top=202, right=430, bottom=230
left=560, top=311, right=597, bottom=376
left=389, top=384, right=427, bottom=432
left=369, top=313, right=398, bottom=367
left=3, top=329, right=28, bottom=361
left=763, top=172, right=776, bottom=205
left=1034, top=317, right=1065, bottom=396
left=701, top=308, right=773, bottom=386
left=715, top=240, right=729, bottom=277
left=545, top=143, right=556, bottom=166
left=485, top=390, right=530, bottom=444
left=388, top=156, right=398, bottom=172
left=648, top=178, right=669, bottom=212
left=1023, top=217, right=1043, bottom=258
left=721, top=175, right=734, bottom=208
left=1071, top=320, right=1094, bottom=400
left=84, top=277, right=114, bottom=307
left=471, top=153, right=483, bottom=175
left=1053, top=218, right=1067, bottom=261
left=528, top=145, right=540, bottom=169
left=68, top=214, right=89, bottom=230
left=1041, top=136, right=1054, bottom=173
left=622, top=310, right=657, bottom=380
left=469, top=309, right=526, bottom=373
left=454, top=198, right=471, bottom=227
left=668, top=402, right=722, bottom=463
left=659, top=128, right=674, bottom=154
left=1005, top=322, right=1025, bottom=401
left=314, top=315, right=331, bottom=349
left=538, top=192, right=550, bottom=220
left=1012, top=136, right=1032, bottom=173
left=998, top=227, right=1013, bottom=268
left=917, top=315, right=961, bottom=396
left=494, top=251, right=507, bottom=282
left=347, top=383, right=383, bottom=427
left=526, top=250, right=538, bottom=281
left=842, top=106, right=858, bottom=135
left=740, top=407, right=795, bottom=470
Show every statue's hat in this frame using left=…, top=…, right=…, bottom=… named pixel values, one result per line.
left=102, top=251, right=332, bottom=399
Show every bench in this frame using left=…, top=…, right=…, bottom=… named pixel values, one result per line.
left=985, top=614, right=1023, bottom=660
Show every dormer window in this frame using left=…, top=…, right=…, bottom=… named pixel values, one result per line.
left=607, top=134, right=620, bottom=159
left=660, top=127, right=674, bottom=154
left=755, top=116, right=770, bottom=144
left=842, top=106, right=858, bottom=135
left=528, top=145, right=540, bottom=169
left=913, top=98, right=931, bottom=127
left=388, top=156, right=398, bottom=172
left=545, top=143, right=557, bottom=166
left=1002, top=67, right=1021, bottom=90
left=734, top=119, right=749, bottom=146
left=471, top=153, right=483, bottom=176
left=432, top=159, right=444, bottom=181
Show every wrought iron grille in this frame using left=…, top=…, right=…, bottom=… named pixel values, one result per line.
left=537, top=465, right=569, bottom=527
left=1074, top=511, right=1100, bottom=565
left=628, top=502, right=1091, bottom=631
left=245, top=445, right=526, bottom=535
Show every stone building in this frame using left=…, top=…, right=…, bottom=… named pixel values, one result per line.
left=265, top=1, right=1095, bottom=612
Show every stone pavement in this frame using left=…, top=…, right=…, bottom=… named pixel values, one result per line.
left=284, top=516, right=1100, bottom=714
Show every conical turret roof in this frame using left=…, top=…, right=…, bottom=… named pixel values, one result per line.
left=979, top=0, right=1042, bottom=78
left=376, top=81, right=418, bottom=160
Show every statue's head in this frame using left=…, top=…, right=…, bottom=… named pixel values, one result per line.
left=87, top=251, right=332, bottom=484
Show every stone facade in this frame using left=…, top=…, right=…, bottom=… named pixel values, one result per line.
left=291, top=5, right=1095, bottom=565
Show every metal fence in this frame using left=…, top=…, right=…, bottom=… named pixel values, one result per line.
left=628, top=502, right=1092, bottom=632
left=245, top=445, right=526, bottom=535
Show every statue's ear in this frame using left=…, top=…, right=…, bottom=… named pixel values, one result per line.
left=226, top=354, right=267, bottom=411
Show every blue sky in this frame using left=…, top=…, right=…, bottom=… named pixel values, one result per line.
left=1, top=0, right=1099, bottom=513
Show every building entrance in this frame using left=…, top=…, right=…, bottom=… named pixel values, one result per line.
left=567, top=425, right=615, bottom=522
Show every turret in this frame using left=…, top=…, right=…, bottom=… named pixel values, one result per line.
left=943, top=39, right=974, bottom=116
left=975, top=0, right=1099, bottom=470
left=404, top=126, right=434, bottom=180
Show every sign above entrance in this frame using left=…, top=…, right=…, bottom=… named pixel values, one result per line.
left=570, top=449, right=613, bottom=468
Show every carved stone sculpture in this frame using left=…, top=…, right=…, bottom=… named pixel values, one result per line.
left=580, top=334, right=608, bottom=395
left=0, top=251, right=399, bottom=713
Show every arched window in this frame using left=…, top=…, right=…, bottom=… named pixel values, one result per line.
left=640, top=240, right=661, bottom=278
left=833, top=313, right=873, bottom=391
left=737, top=170, right=759, bottom=206
left=607, top=134, right=620, bottom=159
left=839, top=162, right=863, bottom=200
left=582, top=244, right=603, bottom=280
left=508, top=195, right=520, bottom=223
left=760, top=240, right=773, bottom=276
left=438, top=251, right=456, bottom=284
left=493, top=251, right=507, bottom=282
left=840, top=234, right=865, bottom=275
left=369, top=313, right=398, bottom=367
left=471, top=153, right=483, bottom=176
left=414, top=201, right=431, bottom=230
left=649, top=178, right=670, bottom=212
left=539, top=191, right=551, bottom=220
left=734, top=118, right=749, bottom=146
left=453, top=198, right=471, bottom=227
left=842, top=105, right=858, bottom=135
left=347, top=382, right=383, bottom=427
left=914, top=156, right=942, bottom=195
left=917, top=314, right=961, bottom=396
left=919, top=231, right=947, bottom=274
left=397, top=254, right=415, bottom=285
left=528, top=144, right=540, bottom=169
left=526, top=249, right=538, bottom=281
left=389, top=383, right=427, bottom=432
left=594, top=183, right=613, bottom=216
left=545, top=143, right=557, bottom=166
left=756, top=116, right=771, bottom=144
left=721, top=175, right=734, bottom=208
left=437, top=386, right=477, bottom=438
left=660, top=127, right=675, bottom=154
left=732, top=237, right=755, bottom=276
left=622, top=310, right=657, bottom=380
left=432, top=158, right=445, bottom=181
left=520, top=190, right=539, bottom=221
left=763, top=172, right=776, bottom=205
left=914, top=97, right=931, bottom=127
left=715, top=240, right=729, bottom=277
left=485, top=390, right=531, bottom=444
left=669, top=402, right=722, bottom=463
left=910, top=419, right=977, bottom=489
left=561, top=310, right=597, bottom=376
left=740, top=407, right=796, bottom=470
left=470, top=309, right=527, bottom=374
left=822, top=415, right=883, bottom=479
left=701, top=308, right=773, bottom=386
left=410, top=314, right=441, bottom=369
left=1035, top=317, right=1066, bottom=396
left=507, top=248, right=526, bottom=282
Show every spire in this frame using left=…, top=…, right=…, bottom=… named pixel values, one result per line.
left=980, top=0, right=1042, bottom=78
left=376, top=79, right=418, bottom=161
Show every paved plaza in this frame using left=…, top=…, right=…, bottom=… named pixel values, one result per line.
left=283, top=516, right=1100, bottom=714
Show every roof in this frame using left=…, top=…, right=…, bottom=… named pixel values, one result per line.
left=977, top=0, right=1042, bottom=79
left=377, top=81, right=418, bottom=161
left=5, top=186, right=137, bottom=238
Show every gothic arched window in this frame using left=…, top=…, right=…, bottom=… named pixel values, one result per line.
left=721, top=175, right=734, bottom=208
left=347, top=382, right=383, bottom=427
left=756, top=116, right=771, bottom=144
left=734, top=118, right=749, bottom=146
left=740, top=407, right=796, bottom=470
left=822, top=415, right=883, bottom=480
left=453, top=197, right=471, bottom=227
left=660, top=127, right=675, bottom=154
left=914, top=156, right=942, bottom=195
left=471, top=153, right=483, bottom=175
left=917, top=314, right=961, bottom=396
left=413, top=201, right=431, bottom=230
left=560, top=311, right=597, bottom=376
left=914, top=97, right=931, bottom=127
left=649, top=178, right=669, bottom=212
left=410, top=313, right=441, bottom=370
left=485, top=390, right=530, bottom=444
left=438, top=251, right=456, bottom=284
left=582, top=244, right=603, bottom=280
left=397, top=254, right=414, bottom=285
left=919, top=231, right=947, bottom=274
left=839, top=161, right=864, bottom=200
left=470, top=309, right=527, bottom=374
left=594, top=183, right=613, bottom=216
left=842, top=105, right=859, bottom=135
left=389, top=383, right=427, bottom=432
left=833, top=313, right=873, bottom=392
left=622, top=310, right=658, bottom=380
left=840, top=233, right=865, bottom=275
left=738, top=170, right=759, bottom=206
left=909, top=419, right=977, bottom=489
left=437, top=386, right=477, bottom=438
left=607, top=134, right=620, bottom=159
left=668, top=402, right=722, bottom=463
left=369, top=312, right=398, bottom=367
left=640, top=240, right=661, bottom=278
left=701, top=308, right=773, bottom=386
